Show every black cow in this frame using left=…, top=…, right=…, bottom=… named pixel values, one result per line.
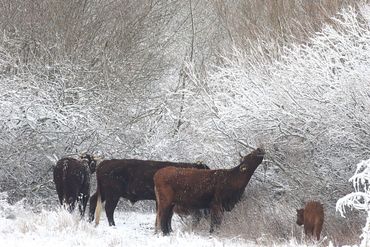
left=53, top=154, right=97, bottom=216
left=90, top=159, right=209, bottom=226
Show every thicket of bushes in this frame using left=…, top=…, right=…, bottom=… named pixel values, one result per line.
left=0, top=0, right=369, bottom=245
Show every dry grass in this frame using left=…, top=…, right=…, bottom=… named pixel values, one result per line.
left=177, top=184, right=363, bottom=246
left=213, top=0, right=367, bottom=48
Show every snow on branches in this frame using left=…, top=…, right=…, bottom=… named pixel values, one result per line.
left=336, top=159, right=370, bottom=247
left=183, top=5, right=370, bottom=186
left=337, top=159, right=370, bottom=217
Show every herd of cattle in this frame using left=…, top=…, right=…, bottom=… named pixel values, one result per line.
left=52, top=148, right=324, bottom=241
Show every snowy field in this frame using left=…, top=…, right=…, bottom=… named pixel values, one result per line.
left=0, top=196, right=321, bottom=247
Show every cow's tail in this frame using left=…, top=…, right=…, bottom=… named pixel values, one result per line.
left=94, top=182, right=102, bottom=226
left=62, top=163, right=69, bottom=206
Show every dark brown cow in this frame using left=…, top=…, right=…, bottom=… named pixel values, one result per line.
left=296, top=201, right=324, bottom=241
left=53, top=154, right=97, bottom=216
left=154, top=148, right=265, bottom=235
left=91, top=159, right=209, bottom=226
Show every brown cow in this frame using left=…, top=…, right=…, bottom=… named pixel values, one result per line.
left=154, top=148, right=265, bottom=235
left=296, top=201, right=324, bottom=241
left=53, top=154, right=98, bottom=216
left=91, top=159, right=210, bottom=226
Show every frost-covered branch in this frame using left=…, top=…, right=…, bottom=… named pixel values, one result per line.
left=181, top=6, right=370, bottom=232
left=336, top=159, right=370, bottom=247
left=336, top=159, right=370, bottom=216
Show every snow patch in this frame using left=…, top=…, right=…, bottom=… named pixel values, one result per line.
left=0, top=195, right=315, bottom=247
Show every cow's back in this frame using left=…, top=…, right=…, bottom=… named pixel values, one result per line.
left=54, top=158, right=88, bottom=191
left=304, top=201, right=324, bottom=225
left=303, top=201, right=324, bottom=240
left=154, top=167, right=223, bottom=208
left=53, top=158, right=75, bottom=184
left=96, top=159, right=207, bottom=201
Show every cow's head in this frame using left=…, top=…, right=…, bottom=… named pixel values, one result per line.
left=296, top=208, right=304, bottom=226
left=239, top=148, right=265, bottom=172
left=80, top=153, right=99, bottom=173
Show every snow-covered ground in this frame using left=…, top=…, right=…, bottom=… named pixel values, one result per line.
left=0, top=195, right=319, bottom=247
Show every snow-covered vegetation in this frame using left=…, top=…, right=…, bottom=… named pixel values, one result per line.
left=0, top=1, right=369, bottom=246
left=0, top=192, right=317, bottom=247
left=182, top=5, right=370, bottom=244
left=337, top=159, right=370, bottom=247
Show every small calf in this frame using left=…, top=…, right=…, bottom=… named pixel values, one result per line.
left=296, top=201, right=324, bottom=241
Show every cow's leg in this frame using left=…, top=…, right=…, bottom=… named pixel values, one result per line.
left=191, top=209, right=203, bottom=228
left=65, top=193, right=75, bottom=213
left=304, top=223, right=316, bottom=242
left=155, top=186, right=174, bottom=235
left=105, top=195, right=119, bottom=226
left=209, top=203, right=223, bottom=233
left=154, top=200, right=160, bottom=233
left=166, top=205, right=175, bottom=233
left=68, top=199, right=76, bottom=213
left=79, top=182, right=90, bottom=218
left=77, top=193, right=83, bottom=216
left=89, top=192, right=97, bottom=222
left=55, top=185, right=64, bottom=206
left=160, top=204, right=174, bottom=235
left=313, top=224, right=321, bottom=241
left=155, top=196, right=163, bottom=233
left=302, top=224, right=308, bottom=243
left=155, top=207, right=160, bottom=233
left=154, top=186, right=163, bottom=233
left=304, top=224, right=312, bottom=237
left=67, top=188, right=79, bottom=213
left=79, top=193, right=89, bottom=217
